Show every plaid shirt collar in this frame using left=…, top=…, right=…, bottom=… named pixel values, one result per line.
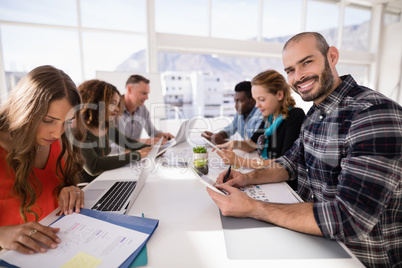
left=307, top=74, right=356, bottom=117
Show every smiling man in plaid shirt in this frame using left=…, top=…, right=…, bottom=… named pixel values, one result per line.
left=207, top=32, right=401, bottom=267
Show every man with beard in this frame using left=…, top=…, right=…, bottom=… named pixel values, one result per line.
left=207, top=32, right=401, bottom=267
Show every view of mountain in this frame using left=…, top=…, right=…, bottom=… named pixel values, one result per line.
left=115, top=22, right=370, bottom=90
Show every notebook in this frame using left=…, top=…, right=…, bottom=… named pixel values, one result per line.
left=156, top=119, right=192, bottom=157
left=83, top=138, right=163, bottom=214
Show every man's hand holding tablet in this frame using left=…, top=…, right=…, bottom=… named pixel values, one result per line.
left=189, top=165, right=227, bottom=195
left=202, top=137, right=224, bottom=153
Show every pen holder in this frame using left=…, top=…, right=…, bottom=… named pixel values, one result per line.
left=193, top=146, right=209, bottom=175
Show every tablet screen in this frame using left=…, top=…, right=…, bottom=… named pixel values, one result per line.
left=202, top=137, right=223, bottom=153
left=189, top=166, right=227, bottom=195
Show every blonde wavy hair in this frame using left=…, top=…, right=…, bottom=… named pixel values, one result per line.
left=251, top=69, right=296, bottom=118
left=0, top=65, right=86, bottom=222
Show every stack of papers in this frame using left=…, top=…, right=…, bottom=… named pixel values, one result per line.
left=0, top=209, right=159, bottom=268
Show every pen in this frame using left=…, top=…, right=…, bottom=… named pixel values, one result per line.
left=223, top=166, right=231, bottom=183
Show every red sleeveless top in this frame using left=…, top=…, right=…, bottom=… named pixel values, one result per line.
left=0, top=141, right=63, bottom=225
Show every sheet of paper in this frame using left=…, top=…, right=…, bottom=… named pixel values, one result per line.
left=240, top=183, right=302, bottom=204
left=2, top=213, right=149, bottom=268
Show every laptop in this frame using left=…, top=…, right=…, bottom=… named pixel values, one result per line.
left=83, top=138, right=163, bottom=214
left=156, top=120, right=191, bottom=157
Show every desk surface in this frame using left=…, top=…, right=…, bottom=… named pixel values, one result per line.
left=30, top=139, right=363, bottom=268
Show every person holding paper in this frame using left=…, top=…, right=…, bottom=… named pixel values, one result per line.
left=216, top=70, right=305, bottom=190
left=78, top=79, right=152, bottom=183
left=201, top=81, right=263, bottom=144
left=208, top=32, right=402, bottom=267
left=0, top=65, right=86, bottom=254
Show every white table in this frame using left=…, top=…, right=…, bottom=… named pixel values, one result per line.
left=95, top=140, right=364, bottom=267
left=8, top=140, right=364, bottom=268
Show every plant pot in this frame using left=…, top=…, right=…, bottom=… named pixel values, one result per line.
left=193, top=152, right=208, bottom=175
left=193, top=152, right=208, bottom=160
left=194, top=165, right=209, bottom=175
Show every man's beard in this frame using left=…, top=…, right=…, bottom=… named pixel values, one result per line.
left=293, top=59, right=334, bottom=102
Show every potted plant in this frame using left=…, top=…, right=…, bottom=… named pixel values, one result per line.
left=193, top=146, right=208, bottom=175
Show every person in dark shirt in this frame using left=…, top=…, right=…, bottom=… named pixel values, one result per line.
left=78, top=79, right=151, bottom=183
left=216, top=70, right=305, bottom=190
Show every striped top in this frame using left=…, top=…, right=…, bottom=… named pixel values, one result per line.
left=276, top=75, right=402, bottom=267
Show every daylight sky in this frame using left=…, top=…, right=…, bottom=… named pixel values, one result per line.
left=0, top=0, right=371, bottom=83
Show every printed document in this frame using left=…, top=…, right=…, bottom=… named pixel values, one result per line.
left=240, top=182, right=302, bottom=203
left=2, top=213, right=149, bottom=268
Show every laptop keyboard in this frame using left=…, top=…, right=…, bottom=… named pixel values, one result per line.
left=91, top=181, right=137, bottom=211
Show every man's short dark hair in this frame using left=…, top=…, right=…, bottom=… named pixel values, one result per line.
left=125, top=74, right=150, bottom=87
left=234, top=81, right=252, bottom=99
left=283, top=32, right=330, bottom=58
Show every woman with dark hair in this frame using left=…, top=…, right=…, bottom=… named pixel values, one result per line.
left=78, top=79, right=151, bottom=183
left=217, top=70, right=305, bottom=190
left=0, top=65, right=86, bottom=254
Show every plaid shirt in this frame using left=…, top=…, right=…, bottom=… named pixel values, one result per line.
left=276, top=75, right=402, bottom=267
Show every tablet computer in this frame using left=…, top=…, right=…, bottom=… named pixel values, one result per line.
left=202, top=137, right=223, bottom=153
left=189, top=165, right=227, bottom=195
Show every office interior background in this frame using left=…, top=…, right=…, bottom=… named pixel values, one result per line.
left=0, top=0, right=401, bottom=130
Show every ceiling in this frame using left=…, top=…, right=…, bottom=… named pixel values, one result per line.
left=335, top=0, right=402, bottom=12
left=386, top=0, right=402, bottom=11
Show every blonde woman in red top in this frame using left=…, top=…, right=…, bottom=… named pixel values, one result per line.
left=0, top=65, right=86, bottom=254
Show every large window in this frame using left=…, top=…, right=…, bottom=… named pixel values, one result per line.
left=384, top=11, right=400, bottom=25
left=82, top=32, right=146, bottom=79
left=0, top=0, right=146, bottom=91
left=342, top=5, right=371, bottom=51
left=155, top=0, right=208, bottom=36
left=306, top=0, right=339, bottom=45
left=337, top=64, right=369, bottom=85
left=262, top=0, right=303, bottom=41
left=1, top=25, right=81, bottom=88
left=81, top=0, right=146, bottom=31
left=0, top=0, right=77, bottom=26
left=158, top=51, right=283, bottom=90
left=0, top=0, right=398, bottom=105
left=211, top=0, right=259, bottom=40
